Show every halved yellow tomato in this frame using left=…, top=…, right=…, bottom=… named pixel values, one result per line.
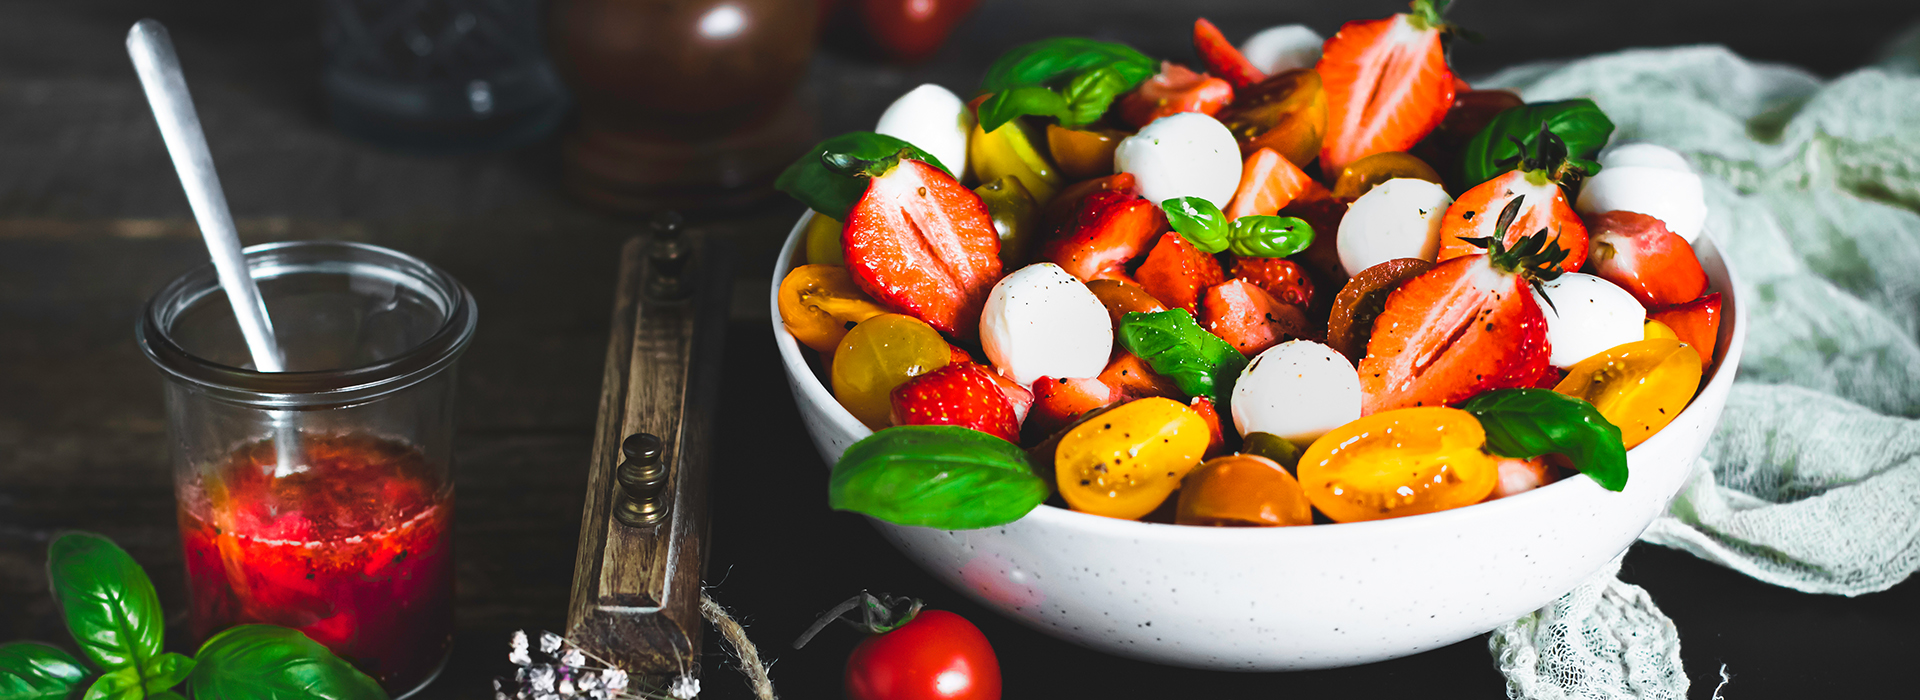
left=1056, top=397, right=1210, bottom=520
left=1554, top=338, right=1701, bottom=448
left=1298, top=407, right=1499, bottom=523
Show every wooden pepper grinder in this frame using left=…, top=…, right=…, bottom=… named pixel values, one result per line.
left=549, top=0, right=818, bottom=214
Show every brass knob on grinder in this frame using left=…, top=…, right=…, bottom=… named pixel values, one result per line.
left=615, top=432, right=669, bottom=527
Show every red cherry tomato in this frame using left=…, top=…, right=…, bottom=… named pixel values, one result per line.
left=860, top=0, right=979, bottom=63
left=846, top=609, right=1002, bottom=700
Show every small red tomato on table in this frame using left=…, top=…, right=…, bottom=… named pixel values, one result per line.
left=796, top=592, right=1002, bottom=700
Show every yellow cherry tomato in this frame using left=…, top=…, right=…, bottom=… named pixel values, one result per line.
left=1298, top=407, right=1499, bottom=523
left=779, top=265, right=890, bottom=353
left=1643, top=318, right=1678, bottom=342
left=804, top=211, right=845, bottom=266
left=1056, top=397, right=1210, bottom=520
left=830, top=314, right=951, bottom=429
left=1176, top=454, right=1312, bottom=527
left=1045, top=124, right=1124, bottom=180
left=971, top=119, right=1061, bottom=204
left=1330, top=152, right=1444, bottom=201
left=1554, top=338, right=1702, bottom=448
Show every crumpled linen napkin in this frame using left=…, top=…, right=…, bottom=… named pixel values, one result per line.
left=1476, top=39, right=1920, bottom=699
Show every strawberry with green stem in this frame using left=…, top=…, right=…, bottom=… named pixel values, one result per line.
left=1316, top=0, right=1460, bottom=174
left=1437, top=121, right=1591, bottom=271
left=838, top=151, right=1004, bottom=338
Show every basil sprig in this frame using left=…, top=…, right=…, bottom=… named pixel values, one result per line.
left=190, top=626, right=387, bottom=700
left=1459, top=99, right=1615, bottom=190
left=830, top=426, right=1049, bottom=529
left=775, top=132, right=951, bottom=220
left=1161, top=197, right=1315, bottom=258
left=0, top=643, right=90, bottom=700
left=975, top=38, right=1156, bottom=132
left=1461, top=388, right=1630, bottom=492
left=1117, top=309, right=1247, bottom=403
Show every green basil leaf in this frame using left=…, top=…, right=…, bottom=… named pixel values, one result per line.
left=1161, top=197, right=1230, bottom=254
left=0, top=642, right=90, bottom=700
left=830, top=425, right=1048, bottom=530
left=1059, top=66, right=1131, bottom=128
left=1459, top=99, right=1616, bottom=190
left=148, top=693, right=186, bottom=700
left=189, top=625, right=386, bottom=700
left=1117, top=310, right=1247, bottom=403
left=82, top=666, right=141, bottom=700
left=977, top=86, right=1070, bottom=133
left=1227, top=216, right=1315, bottom=258
left=979, top=37, right=1156, bottom=96
left=775, top=132, right=950, bottom=219
left=77, top=652, right=193, bottom=700
left=1460, top=388, right=1629, bottom=492
left=140, top=654, right=194, bottom=695
left=47, top=532, right=162, bottom=673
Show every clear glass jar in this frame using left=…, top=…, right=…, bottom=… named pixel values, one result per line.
left=137, top=241, right=477, bottom=698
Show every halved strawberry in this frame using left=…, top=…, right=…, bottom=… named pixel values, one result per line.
left=1041, top=172, right=1136, bottom=236
left=1225, top=147, right=1315, bottom=220
left=1359, top=199, right=1558, bottom=413
left=984, top=368, right=1035, bottom=423
left=1116, top=61, right=1235, bottom=129
left=1649, top=292, right=1721, bottom=368
left=1135, top=231, right=1226, bottom=314
left=1193, top=18, right=1266, bottom=89
left=948, top=344, right=974, bottom=364
left=890, top=363, right=1021, bottom=442
left=1044, top=189, right=1166, bottom=282
left=1436, top=126, right=1589, bottom=271
left=1201, top=279, right=1307, bottom=356
left=843, top=157, right=1003, bottom=337
left=1098, top=353, right=1183, bottom=401
left=1316, top=0, right=1458, bottom=175
left=1189, top=396, right=1230, bottom=456
left=1228, top=255, right=1316, bottom=307
left=1583, top=210, right=1708, bottom=308
left=1027, top=376, right=1114, bottom=437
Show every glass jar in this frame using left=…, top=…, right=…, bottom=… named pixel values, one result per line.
left=137, top=241, right=477, bottom=698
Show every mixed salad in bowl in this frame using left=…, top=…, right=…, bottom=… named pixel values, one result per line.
left=775, top=0, right=1724, bottom=532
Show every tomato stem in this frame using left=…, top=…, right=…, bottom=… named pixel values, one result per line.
left=791, top=591, right=925, bottom=649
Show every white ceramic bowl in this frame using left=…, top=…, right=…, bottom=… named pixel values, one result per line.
left=771, top=214, right=1747, bottom=670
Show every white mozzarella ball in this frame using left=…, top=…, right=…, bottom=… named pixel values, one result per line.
left=1599, top=143, right=1692, bottom=173
left=1533, top=273, right=1646, bottom=369
left=980, top=263, right=1112, bottom=387
left=1239, top=24, right=1323, bottom=74
left=874, top=83, right=973, bottom=181
left=1114, top=112, right=1243, bottom=209
left=1336, top=178, right=1453, bottom=276
left=1231, top=340, right=1362, bottom=445
left=1576, top=165, right=1708, bottom=243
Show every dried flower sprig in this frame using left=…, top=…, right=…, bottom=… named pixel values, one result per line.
left=495, top=628, right=695, bottom=700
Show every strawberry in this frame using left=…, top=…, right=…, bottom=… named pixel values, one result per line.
left=1044, top=189, right=1166, bottom=283
left=1228, top=255, right=1316, bottom=307
left=1649, top=292, right=1721, bottom=369
left=1359, top=198, right=1559, bottom=414
left=889, top=363, right=1021, bottom=442
left=1193, top=18, right=1266, bottom=89
left=1116, top=61, right=1235, bottom=129
left=1201, top=279, right=1307, bottom=357
left=1041, top=173, right=1136, bottom=236
left=843, top=157, right=1003, bottom=337
left=1436, top=125, right=1590, bottom=271
left=1582, top=210, right=1708, bottom=308
left=983, top=369, right=1035, bottom=423
left=1098, top=353, right=1183, bottom=401
left=1225, top=147, right=1315, bottom=220
left=1135, top=231, right=1226, bottom=314
left=1315, top=0, right=1458, bottom=174
left=948, top=344, right=974, bottom=364
left=1027, top=376, right=1114, bottom=437
left=1189, top=396, right=1230, bottom=457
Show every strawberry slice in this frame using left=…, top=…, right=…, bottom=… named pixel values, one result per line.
left=1201, top=279, right=1307, bottom=356
left=1098, top=353, right=1183, bottom=401
left=1228, top=255, right=1315, bottom=307
left=1583, top=210, right=1708, bottom=308
left=890, top=363, right=1021, bottom=443
left=1359, top=200, right=1558, bottom=413
left=1041, top=172, right=1136, bottom=236
left=1437, top=126, right=1590, bottom=271
left=1193, top=18, right=1266, bottom=89
left=1649, top=292, right=1721, bottom=369
left=983, top=369, right=1035, bottom=424
left=1135, top=231, right=1226, bottom=314
left=843, top=158, right=1003, bottom=337
left=1028, top=376, right=1114, bottom=437
left=1043, top=189, right=1167, bottom=283
left=1225, top=147, right=1315, bottom=220
left=1316, top=0, right=1458, bottom=175
left=1116, top=61, right=1235, bottom=129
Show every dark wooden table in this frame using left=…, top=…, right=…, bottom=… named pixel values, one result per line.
left=3, top=1, right=1914, bottom=698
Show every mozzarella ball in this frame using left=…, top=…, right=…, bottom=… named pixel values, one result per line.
left=1533, top=273, right=1646, bottom=369
left=1115, top=112, right=1243, bottom=209
left=1239, top=24, right=1323, bottom=74
left=980, top=263, right=1112, bottom=387
left=1336, top=178, right=1453, bottom=276
left=1599, top=143, right=1692, bottom=173
left=1231, top=340, right=1362, bottom=445
left=1576, top=165, right=1708, bottom=243
left=874, top=83, right=973, bottom=181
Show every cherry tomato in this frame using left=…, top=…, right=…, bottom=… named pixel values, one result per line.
left=1084, top=279, right=1167, bottom=333
left=1176, top=454, right=1312, bottom=526
left=970, top=118, right=1060, bottom=204
left=806, top=211, right=846, bottom=266
left=832, top=314, right=952, bottom=429
left=1330, top=152, right=1444, bottom=202
left=973, top=176, right=1039, bottom=267
left=1553, top=338, right=1701, bottom=448
left=1325, top=258, right=1434, bottom=362
left=1298, top=407, right=1499, bottom=523
left=1215, top=68, right=1325, bottom=167
left=1045, top=124, right=1125, bottom=180
left=846, top=609, right=1001, bottom=700
left=858, top=0, right=979, bottom=64
left=1056, top=397, right=1210, bottom=520
left=780, top=265, right=891, bottom=353
left=1643, top=318, right=1678, bottom=341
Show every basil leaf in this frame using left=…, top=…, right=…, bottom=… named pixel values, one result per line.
left=977, top=86, right=1070, bottom=133
left=0, top=642, right=90, bottom=700
left=82, top=666, right=141, bottom=700
left=1228, top=216, right=1315, bottom=258
left=1461, top=388, right=1629, bottom=492
left=47, top=532, right=162, bottom=673
left=775, top=132, right=950, bottom=219
left=1059, top=66, right=1132, bottom=128
left=1161, top=197, right=1230, bottom=253
left=1459, top=99, right=1614, bottom=190
left=80, top=650, right=191, bottom=698
left=979, top=37, right=1156, bottom=96
left=149, top=693, right=186, bottom=700
left=830, top=425, right=1048, bottom=530
left=1117, top=310, right=1247, bottom=403
left=189, top=625, right=386, bottom=700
